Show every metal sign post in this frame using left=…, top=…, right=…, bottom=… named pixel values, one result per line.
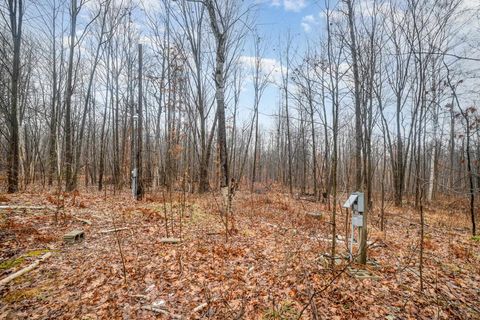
left=132, top=113, right=138, bottom=199
left=343, top=192, right=364, bottom=260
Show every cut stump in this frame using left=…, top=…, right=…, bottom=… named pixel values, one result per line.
left=64, top=230, right=84, bottom=244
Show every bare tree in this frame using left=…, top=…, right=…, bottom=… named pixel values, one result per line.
left=3, top=0, right=24, bottom=193
left=324, top=1, right=345, bottom=269
left=445, top=66, right=477, bottom=236
left=135, top=43, right=144, bottom=200
left=204, top=0, right=230, bottom=188
left=71, top=0, right=114, bottom=189
left=278, top=32, right=294, bottom=195
left=170, top=0, right=217, bottom=192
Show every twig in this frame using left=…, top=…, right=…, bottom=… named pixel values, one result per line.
left=192, top=302, right=208, bottom=313
left=296, top=242, right=379, bottom=319
left=296, top=257, right=354, bottom=319
left=141, top=305, right=182, bottom=319
left=110, top=213, right=127, bottom=284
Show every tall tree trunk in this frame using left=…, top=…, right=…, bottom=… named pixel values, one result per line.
left=251, top=103, right=259, bottom=192
left=309, top=95, right=317, bottom=199
left=449, top=106, right=455, bottom=189
left=395, top=95, right=404, bottom=206
left=72, top=4, right=106, bottom=188
left=64, top=0, right=78, bottom=191
left=345, top=0, right=366, bottom=264
left=204, top=0, right=229, bottom=188
left=7, top=0, right=24, bottom=193
left=135, top=44, right=144, bottom=200
left=98, top=45, right=110, bottom=191
left=465, top=121, right=476, bottom=236
left=345, top=0, right=362, bottom=191
left=48, top=1, right=58, bottom=187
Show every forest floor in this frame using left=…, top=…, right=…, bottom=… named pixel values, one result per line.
left=0, top=187, right=479, bottom=319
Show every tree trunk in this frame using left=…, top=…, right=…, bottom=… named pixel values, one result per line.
left=135, top=44, right=144, bottom=200
left=7, top=0, right=24, bottom=193
left=345, top=0, right=362, bottom=191
left=48, top=1, right=58, bottom=187
left=204, top=0, right=229, bottom=188
left=64, top=0, right=78, bottom=192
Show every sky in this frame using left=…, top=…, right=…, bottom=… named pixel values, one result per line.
left=68, top=0, right=322, bottom=131
left=21, top=0, right=480, bottom=135
left=132, top=0, right=322, bottom=130
left=243, top=0, right=480, bottom=134
left=257, top=0, right=316, bottom=37
left=236, top=0, right=322, bottom=130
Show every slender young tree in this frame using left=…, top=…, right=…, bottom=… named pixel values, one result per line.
left=72, top=0, right=112, bottom=189
left=135, top=43, right=144, bottom=200
left=278, top=32, right=294, bottom=195
left=250, top=34, right=270, bottom=192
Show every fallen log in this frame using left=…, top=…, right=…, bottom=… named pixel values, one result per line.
left=100, top=227, right=129, bottom=234
left=0, top=205, right=48, bottom=210
left=74, top=217, right=92, bottom=225
left=0, top=252, right=52, bottom=287
left=306, top=212, right=323, bottom=219
left=159, top=237, right=181, bottom=244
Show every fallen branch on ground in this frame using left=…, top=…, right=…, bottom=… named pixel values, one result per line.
left=192, top=302, right=208, bottom=313
left=141, top=305, right=182, bottom=319
left=100, top=227, right=129, bottom=233
left=74, top=217, right=92, bottom=225
left=159, top=237, right=182, bottom=244
left=0, top=205, right=48, bottom=210
left=0, top=252, right=52, bottom=287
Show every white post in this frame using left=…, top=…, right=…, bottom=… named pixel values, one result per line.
left=132, top=113, right=138, bottom=199
left=350, top=212, right=354, bottom=261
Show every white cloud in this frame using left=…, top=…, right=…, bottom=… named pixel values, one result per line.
left=270, top=0, right=281, bottom=7
left=301, top=14, right=317, bottom=32
left=239, top=56, right=285, bottom=85
left=284, top=0, right=307, bottom=12
left=271, top=0, right=307, bottom=12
